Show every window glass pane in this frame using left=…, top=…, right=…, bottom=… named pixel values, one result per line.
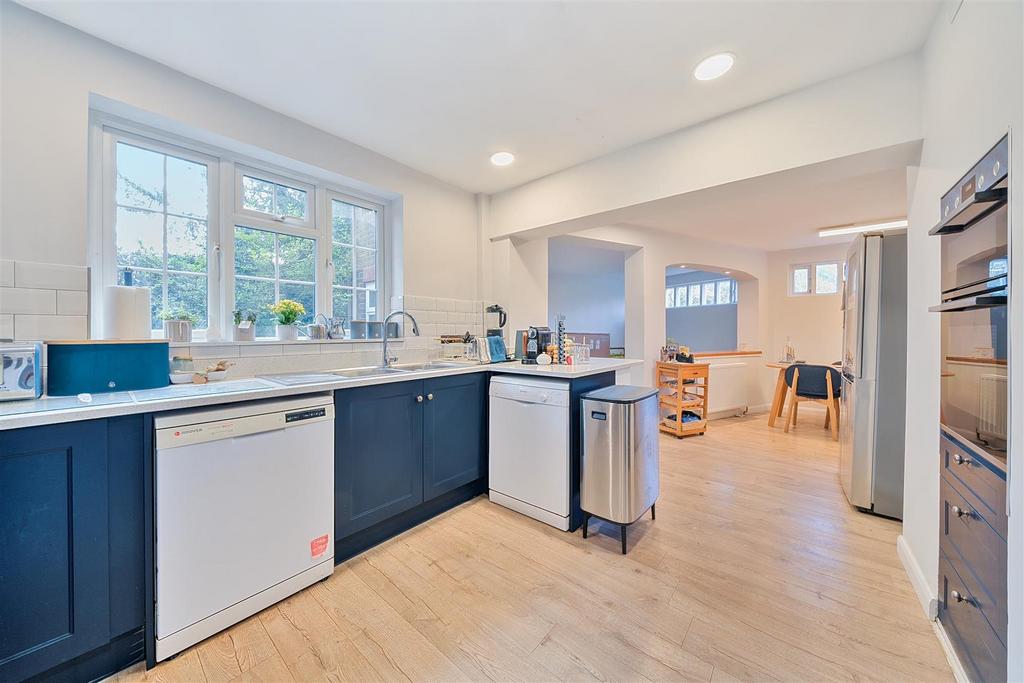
left=275, top=184, right=308, bottom=219
left=278, top=233, right=315, bottom=282
left=665, top=288, right=674, bottom=308
left=354, top=247, right=376, bottom=289
left=353, top=206, right=377, bottom=249
left=166, top=216, right=207, bottom=273
left=241, top=175, right=274, bottom=214
left=355, top=288, right=378, bottom=320
left=716, top=280, right=731, bottom=304
left=166, top=156, right=208, bottom=218
left=115, top=207, right=163, bottom=269
left=116, top=143, right=164, bottom=211
left=332, top=200, right=353, bottom=244
left=279, top=282, right=315, bottom=325
left=332, top=287, right=353, bottom=323
left=792, top=267, right=809, bottom=294
left=234, top=277, right=276, bottom=337
left=675, top=286, right=687, bottom=307
left=234, top=226, right=275, bottom=278
left=333, top=245, right=353, bottom=287
left=815, top=263, right=839, bottom=294
left=129, top=269, right=163, bottom=331
left=702, top=282, right=716, bottom=305
left=167, top=273, right=208, bottom=329
left=731, top=280, right=738, bottom=303
left=688, top=285, right=701, bottom=306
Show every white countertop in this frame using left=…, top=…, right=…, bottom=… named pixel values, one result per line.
left=0, top=358, right=641, bottom=431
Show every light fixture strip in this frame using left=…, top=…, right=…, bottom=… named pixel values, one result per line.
left=818, top=219, right=908, bottom=238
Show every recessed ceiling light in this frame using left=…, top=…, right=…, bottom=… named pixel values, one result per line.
left=490, top=151, right=515, bottom=167
left=818, top=219, right=908, bottom=238
left=724, top=271, right=731, bottom=275
left=693, top=53, right=735, bottom=81
left=678, top=265, right=687, bottom=268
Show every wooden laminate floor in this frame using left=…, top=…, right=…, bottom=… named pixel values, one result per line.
left=115, top=411, right=952, bottom=683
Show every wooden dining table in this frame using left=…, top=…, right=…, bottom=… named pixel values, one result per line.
left=766, top=362, right=792, bottom=428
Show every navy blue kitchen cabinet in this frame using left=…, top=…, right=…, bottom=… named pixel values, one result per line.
left=334, top=380, right=426, bottom=539
left=0, top=415, right=147, bottom=683
left=334, top=374, right=488, bottom=562
left=423, top=373, right=487, bottom=499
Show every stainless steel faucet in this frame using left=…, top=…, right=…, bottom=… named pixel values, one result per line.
left=381, top=310, right=420, bottom=368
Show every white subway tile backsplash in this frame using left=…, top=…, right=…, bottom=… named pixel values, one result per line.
left=239, top=344, right=284, bottom=357
left=188, top=344, right=240, bottom=359
left=0, top=287, right=57, bottom=315
left=0, top=314, right=12, bottom=339
left=57, top=290, right=89, bottom=316
left=14, top=261, right=88, bottom=291
left=282, top=343, right=321, bottom=356
left=0, top=261, right=13, bottom=288
left=14, top=314, right=87, bottom=340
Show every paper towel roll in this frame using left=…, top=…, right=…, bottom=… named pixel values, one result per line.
left=102, top=286, right=154, bottom=340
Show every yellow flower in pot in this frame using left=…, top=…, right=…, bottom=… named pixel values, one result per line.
left=268, top=299, right=306, bottom=341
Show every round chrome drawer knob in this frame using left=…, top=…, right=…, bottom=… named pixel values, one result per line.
left=951, top=505, right=968, bottom=518
left=950, top=590, right=965, bottom=603
left=952, top=453, right=971, bottom=465
left=416, top=395, right=424, bottom=403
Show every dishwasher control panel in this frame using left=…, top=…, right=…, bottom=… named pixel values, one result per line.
left=286, top=407, right=327, bottom=423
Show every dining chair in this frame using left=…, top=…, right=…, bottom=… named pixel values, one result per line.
left=783, top=364, right=841, bottom=441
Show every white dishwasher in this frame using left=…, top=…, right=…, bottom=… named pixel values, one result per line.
left=154, top=393, right=335, bottom=662
left=489, top=375, right=571, bottom=530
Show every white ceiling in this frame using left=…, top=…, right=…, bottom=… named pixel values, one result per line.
left=22, top=1, right=940, bottom=194
left=617, top=141, right=920, bottom=252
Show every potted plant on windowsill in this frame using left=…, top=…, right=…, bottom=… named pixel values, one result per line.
left=160, top=308, right=198, bottom=343
left=268, top=299, right=305, bottom=341
left=232, top=309, right=258, bottom=342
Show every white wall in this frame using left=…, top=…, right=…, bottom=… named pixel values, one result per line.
left=548, top=267, right=625, bottom=348
left=765, top=243, right=850, bottom=364
left=0, top=1, right=479, bottom=301
left=899, top=3, right=1023, bottom=678
left=487, top=55, right=923, bottom=239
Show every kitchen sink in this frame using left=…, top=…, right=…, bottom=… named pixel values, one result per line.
left=391, top=361, right=473, bottom=371
left=332, top=366, right=409, bottom=379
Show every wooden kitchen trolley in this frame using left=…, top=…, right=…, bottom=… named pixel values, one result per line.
left=655, top=361, right=709, bottom=437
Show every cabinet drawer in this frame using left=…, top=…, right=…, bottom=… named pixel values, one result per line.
left=940, top=430, right=1006, bottom=538
left=941, top=475, right=1006, bottom=639
left=939, top=551, right=1006, bottom=683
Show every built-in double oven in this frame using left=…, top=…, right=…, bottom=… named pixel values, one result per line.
left=930, top=135, right=1010, bottom=468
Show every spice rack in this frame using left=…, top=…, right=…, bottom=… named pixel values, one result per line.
left=655, top=361, right=709, bottom=437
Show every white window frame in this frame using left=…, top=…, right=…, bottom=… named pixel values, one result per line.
left=91, top=114, right=394, bottom=341
left=99, top=128, right=222, bottom=338
left=665, top=278, right=738, bottom=308
left=665, top=287, right=676, bottom=308
left=325, top=189, right=388, bottom=327
left=234, top=165, right=316, bottom=232
left=789, top=261, right=844, bottom=296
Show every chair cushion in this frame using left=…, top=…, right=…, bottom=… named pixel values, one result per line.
left=784, top=364, right=841, bottom=398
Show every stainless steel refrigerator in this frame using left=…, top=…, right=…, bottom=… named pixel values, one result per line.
left=839, top=232, right=907, bottom=518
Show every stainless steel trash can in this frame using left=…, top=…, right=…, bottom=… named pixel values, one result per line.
left=580, top=385, right=660, bottom=554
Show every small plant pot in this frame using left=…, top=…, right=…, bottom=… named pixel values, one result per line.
left=276, top=324, right=298, bottom=341
left=163, top=320, right=193, bottom=343
left=232, top=325, right=256, bottom=342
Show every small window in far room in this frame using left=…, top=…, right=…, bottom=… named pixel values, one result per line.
left=688, top=285, right=701, bottom=306
left=815, top=262, right=839, bottom=294
left=675, top=286, right=688, bottom=307
left=665, top=287, right=675, bottom=308
left=791, top=266, right=810, bottom=295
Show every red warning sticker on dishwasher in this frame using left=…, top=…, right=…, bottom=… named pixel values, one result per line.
left=310, top=534, right=329, bottom=559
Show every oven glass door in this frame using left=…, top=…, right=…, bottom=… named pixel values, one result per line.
left=940, top=304, right=1008, bottom=464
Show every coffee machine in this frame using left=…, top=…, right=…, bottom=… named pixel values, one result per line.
left=522, top=326, right=552, bottom=364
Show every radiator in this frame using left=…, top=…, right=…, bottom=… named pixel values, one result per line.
left=978, top=374, right=1008, bottom=441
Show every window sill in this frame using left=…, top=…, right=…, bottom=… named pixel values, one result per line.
left=168, top=337, right=403, bottom=349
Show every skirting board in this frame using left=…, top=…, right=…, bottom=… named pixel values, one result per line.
left=897, top=534, right=939, bottom=619
left=932, top=619, right=970, bottom=683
